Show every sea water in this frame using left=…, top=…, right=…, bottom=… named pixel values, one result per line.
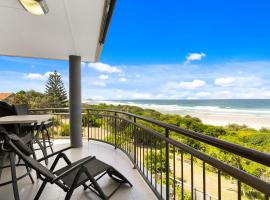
left=101, top=99, right=270, bottom=116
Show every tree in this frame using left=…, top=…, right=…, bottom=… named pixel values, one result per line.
left=13, top=90, right=52, bottom=109
left=45, top=71, right=67, bottom=107
left=13, top=90, right=27, bottom=105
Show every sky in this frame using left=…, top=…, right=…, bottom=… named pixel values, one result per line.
left=1, top=0, right=270, bottom=100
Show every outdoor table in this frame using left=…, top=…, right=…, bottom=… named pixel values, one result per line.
left=0, top=114, right=52, bottom=200
left=0, top=114, right=52, bottom=125
left=0, top=115, right=53, bottom=162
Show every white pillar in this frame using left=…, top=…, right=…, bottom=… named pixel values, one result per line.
left=69, top=55, right=82, bottom=147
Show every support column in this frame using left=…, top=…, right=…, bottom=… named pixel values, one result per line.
left=69, top=55, right=82, bottom=147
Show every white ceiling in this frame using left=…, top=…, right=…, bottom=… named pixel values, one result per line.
left=0, top=0, right=108, bottom=62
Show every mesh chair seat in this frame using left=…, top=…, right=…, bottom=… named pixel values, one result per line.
left=54, top=156, right=110, bottom=187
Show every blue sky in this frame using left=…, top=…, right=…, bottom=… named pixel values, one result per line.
left=1, top=0, right=270, bottom=100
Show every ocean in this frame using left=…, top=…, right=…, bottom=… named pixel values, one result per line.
left=93, top=99, right=270, bottom=129
left=101, top=99, right=270, bottom=115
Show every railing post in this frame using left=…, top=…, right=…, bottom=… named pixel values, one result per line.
left=52, top=108, right=56, bottom=140
left=165, top=128, right=170, bottom=200
left=133, top=116, right=137, bottom=169
left=87, top=109, right=90, bottom=141
left=114, top=112, right=117, bottom=149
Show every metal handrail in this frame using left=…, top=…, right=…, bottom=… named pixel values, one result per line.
left=30, top=107, right=270, bottom=167
left=30, top=107, right=270, bottom=199
left=119, top=116, right=270, bottom=195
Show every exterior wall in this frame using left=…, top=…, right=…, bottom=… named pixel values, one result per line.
left=0, top=93, right=15, bottom=104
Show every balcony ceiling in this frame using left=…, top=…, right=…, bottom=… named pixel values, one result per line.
left=0, top=0, right=110, bottom=62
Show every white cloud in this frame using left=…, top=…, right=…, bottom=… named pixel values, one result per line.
left=119, top=77, right=127, bottom=82
left=215, top=77, right=236, bottom=87
left=88, top=62, right=121, bottom=73
left=263, top=91, right=270, bottom=98
left=196, top=92, right=211, bottom=97
left=165, top=82, right=181, bottom=89
left=92, top=81, right=106, bottom=87
left=179, top=80, right=206, bottom=89
left=25, top=71, right=54, bottom=80
left=187, top=97, right=198, bottom=100
left=91, top=96, right=105, bottom=100
left=185, top=53, right=206, bottom=64
left=217, top=91, right=232, bottom=98
left=26, top=73, right=45, bottom=80
left=3, top=59, right=270, bottom=100
left=132, top=93, right=152, bottom=99
left=99, top=74, right=109, bottom=80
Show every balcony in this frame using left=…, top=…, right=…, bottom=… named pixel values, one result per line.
left=1, top=1, right=269, bottom=199
left=8, top=108, right=266, bottom=200
left=0, top=139, right=156, bottom=200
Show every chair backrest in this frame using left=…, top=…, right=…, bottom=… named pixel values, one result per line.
left=13, top=104, right=29, bottom=115
left=12, top=104, right=33, bottom=137
left=0, top=128, right=56, bottom=181
left=0, top=101, right=15, bottom=117
left=0, top=101, right=17, bottom=133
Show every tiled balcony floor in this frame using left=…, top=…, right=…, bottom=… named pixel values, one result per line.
left=0, top=140, right=157, bottom=200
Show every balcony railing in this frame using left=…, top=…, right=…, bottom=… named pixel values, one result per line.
left=30, top=108, right=270, bottom=200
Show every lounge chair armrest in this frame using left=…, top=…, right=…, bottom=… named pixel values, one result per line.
left=37, top=146, right=73, bottom=162
left=52, top=156, right=96, bottom=183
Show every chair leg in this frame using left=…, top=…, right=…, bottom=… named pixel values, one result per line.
left=35, top=139, right=48, bottom=165
left=17, top=157, right=21, bottom=165
left=65, top=188, right=75, bottom=200
left=25, top=165, right=34, bottom=184
left=35, top=122, right=48, bottom=165
left=34, top=181, right=47, bottom=200
left=83, top=183, right=88, bottom=190
left=30, top=140, right=37, bottom=160
left=83, top=169, right=108, bottom=200
left=10, top=152, right=20, bottom=200
left=41, top=130, right=47, bottom=156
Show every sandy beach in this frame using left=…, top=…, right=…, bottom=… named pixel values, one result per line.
left=184, top=113, right=270, bottom=130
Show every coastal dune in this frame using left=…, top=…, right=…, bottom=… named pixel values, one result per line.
left=94, top=100, right=270, bottom=130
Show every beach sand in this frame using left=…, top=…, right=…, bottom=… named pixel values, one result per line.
left=141, top=107, right=270, bottom=130
left=188, top=113, right=270, bottom=130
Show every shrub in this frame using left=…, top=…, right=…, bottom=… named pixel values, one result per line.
left=59, top=123, right=70, bottom=136
left=225, top=123, right=248, bottom=131
left=242, top=133, right=270, bottom=147
left=259, top=127, right=270, bottom=133
left=203, top=126, right=227, bottom=137
left=82, top=114, right=102, bottom=127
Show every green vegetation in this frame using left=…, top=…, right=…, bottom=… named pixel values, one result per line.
left=88, top=103, right=270, bottom=152
left=12, top=70, right=67, bottom=108
left=45, top=71, right=67, bottom=107
left=11, top=92, right=269, bottom=199
left=59, top=123, right=70, bottom=136
left=82, top=113, right=102, bottom=127
left=85, top=103, right=270, bottom=199
left=12, top=90, right=53, bottom=108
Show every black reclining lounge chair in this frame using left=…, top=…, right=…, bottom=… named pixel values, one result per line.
left=1, top=129, right=132, bottom=200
